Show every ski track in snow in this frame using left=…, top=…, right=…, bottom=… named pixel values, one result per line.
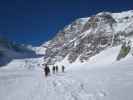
left=1, top=59, right=133, bottom=100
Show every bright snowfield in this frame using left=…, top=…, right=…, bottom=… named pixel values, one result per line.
left=0, top=46, right=133, bottom=100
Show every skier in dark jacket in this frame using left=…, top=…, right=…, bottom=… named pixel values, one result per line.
left=55, top=65, right=58, bottom=73
left=62, top=65, right=65, bottom=72
left=52, top=65, right=56, bottom=74
left=44, top=64, right=50, bottom=77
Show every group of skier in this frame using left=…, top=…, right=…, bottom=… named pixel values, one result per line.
left=43, top=64, right=65, bottom=77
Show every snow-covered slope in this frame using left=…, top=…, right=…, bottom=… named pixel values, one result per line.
left=0, top=45, right=133, bottom=100
left=55, top=43, right=132, bottom=70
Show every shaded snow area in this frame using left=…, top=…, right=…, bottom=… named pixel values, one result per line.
left=0, top=46, right=133, bottom=100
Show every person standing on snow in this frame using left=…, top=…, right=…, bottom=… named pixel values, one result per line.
left=55, top=65, right=58, bottom=73
left=52, top=65, right=56, bottom=74
left=62, top=65, right=65, bottom=72
left=44, top=64, right=50, bottom=77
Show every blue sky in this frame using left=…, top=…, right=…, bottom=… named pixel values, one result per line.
left=0, top=0, right=133, bottom=46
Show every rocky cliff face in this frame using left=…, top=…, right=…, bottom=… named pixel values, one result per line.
left=41, top=10, right=133, bottom=64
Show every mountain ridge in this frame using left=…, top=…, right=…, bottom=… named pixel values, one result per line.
left=38, top=10, right=133, bottom=65
left=0, top=37, right=37, bottom=66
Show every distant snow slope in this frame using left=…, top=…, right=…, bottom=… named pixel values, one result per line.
left=55, top=45, right=122, bottom=70
left=0, top=44, right=133, bottom=100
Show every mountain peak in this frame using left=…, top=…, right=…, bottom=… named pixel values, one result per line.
left=39, top=10, right=133, bottom=65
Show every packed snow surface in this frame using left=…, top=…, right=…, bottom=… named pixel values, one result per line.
left=0, top=46, right=133, bottom=100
